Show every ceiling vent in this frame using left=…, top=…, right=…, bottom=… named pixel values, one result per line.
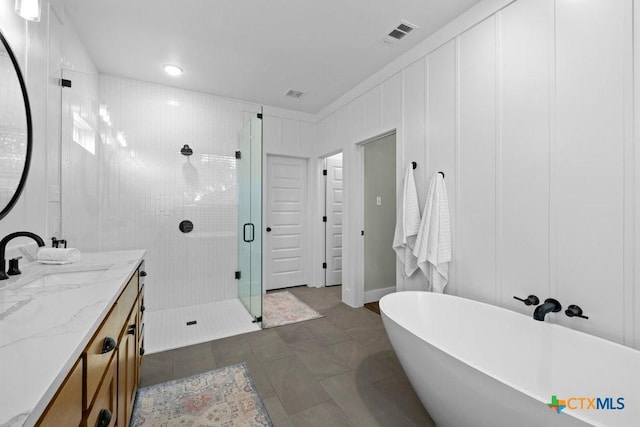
left=285, top=89, right=305, bottom=98
left=381, top=20, right=418, bottom=45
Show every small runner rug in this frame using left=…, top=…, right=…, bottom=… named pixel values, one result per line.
left=131, top=363, right=272, bottom=426
left=262, top=291, right=323, bottom=328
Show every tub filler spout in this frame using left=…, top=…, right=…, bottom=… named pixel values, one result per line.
left=533, top=298, right=561, bottom=321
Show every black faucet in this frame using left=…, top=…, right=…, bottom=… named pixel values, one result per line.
left=0, top=231, right=46, bottom=280
left=533, top=298, right=562, bottom=321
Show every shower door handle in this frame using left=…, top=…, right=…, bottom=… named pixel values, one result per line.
left=243, top=223, right=255, bottom=242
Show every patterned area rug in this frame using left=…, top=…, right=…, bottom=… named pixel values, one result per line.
left=131, top=363, right=272, bottom=426
left=262, top=291, right=323, bottom=328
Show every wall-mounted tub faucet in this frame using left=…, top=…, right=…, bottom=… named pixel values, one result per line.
left=533, top=298, right=562, bottom=321
left=0, top=231, right=46, bottom=280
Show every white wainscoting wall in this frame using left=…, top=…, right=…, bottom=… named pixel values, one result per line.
left=314, top=0, right=640, bottom=349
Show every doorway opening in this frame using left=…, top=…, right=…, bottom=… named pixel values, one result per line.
left=323, top=152, right=343, bottom=287
left=362, top=132, right=396, bottom=304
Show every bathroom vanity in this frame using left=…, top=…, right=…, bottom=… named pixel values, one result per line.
left=0, top=250, right=146, bottom=427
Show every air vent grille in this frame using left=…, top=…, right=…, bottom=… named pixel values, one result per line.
left=389, top=29, right=407, bottom=40
left=397, top=23, right=414, bottom=33
left=285, top=89, right=305, bottom=98
left=381, top=20, right=418, bottom=45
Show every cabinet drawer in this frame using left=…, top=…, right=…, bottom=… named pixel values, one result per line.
left=36, top=359, right=83, bottom=427
left=117, top=272, right=138, bottom=326
left=84, top=356, right=117, bottom=427
left=85, top=307, right=120, bottom=407
left=85, top=272, right=139, bottom=405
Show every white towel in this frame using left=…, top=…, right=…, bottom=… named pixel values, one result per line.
left=413, top=173, right=451, bottom=293
left=36, top=248, right=82, bottom=264
left=392, top=165, right=421, bottom=277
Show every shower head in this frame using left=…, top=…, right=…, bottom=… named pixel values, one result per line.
left=180, top=144, right=193, bottom=156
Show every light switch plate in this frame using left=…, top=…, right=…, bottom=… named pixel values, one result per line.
left=376, top=196, right=382, bottom=206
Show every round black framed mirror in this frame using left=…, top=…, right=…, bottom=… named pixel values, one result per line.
left=0, top=30, right=32, bottom=221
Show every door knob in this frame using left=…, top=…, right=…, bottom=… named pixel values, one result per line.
left=266, top=227, right=272, bottom=232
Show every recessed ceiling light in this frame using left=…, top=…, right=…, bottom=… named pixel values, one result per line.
left=163, top=65, right=183, bottom=76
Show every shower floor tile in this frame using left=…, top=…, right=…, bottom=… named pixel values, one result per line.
left=145, top=298, right=260, bottom=354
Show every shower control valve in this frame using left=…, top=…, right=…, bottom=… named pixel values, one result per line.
left=513, top=295, right=540, bottom=306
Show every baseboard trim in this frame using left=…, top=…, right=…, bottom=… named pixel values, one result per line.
left=364, top=286, right=395, bottom=304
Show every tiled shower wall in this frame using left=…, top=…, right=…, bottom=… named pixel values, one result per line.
left=98, top=76, right=256, bottom=310
left=60, top=74, right=261, bottom=311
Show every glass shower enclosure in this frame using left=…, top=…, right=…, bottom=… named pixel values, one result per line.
left=237, top=110, right=263, bottom=324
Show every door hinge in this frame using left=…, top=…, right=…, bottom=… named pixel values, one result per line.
left=252, top=316, right=263, bottom=323
left=235, top=271, right=241, bottom=280
left=61, top=78, right=72, bottom=88
left=322, top=216, right=327, bottom=222
left=257, top=113, right=263, bottom=119
left=322, top=262, right=327, bottom=269
left=235, top=151, right=241, bottom=159
left=322, top=169, right=327, bottom=176
left=361, top=230, right=364, bottom=236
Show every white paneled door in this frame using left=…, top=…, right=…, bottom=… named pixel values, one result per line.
left=325, top=154, right=343, bottom=286
left=266, top=156, right=308, bottom=290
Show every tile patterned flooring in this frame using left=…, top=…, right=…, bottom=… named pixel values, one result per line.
left=140, top=286, right=435, bottom=427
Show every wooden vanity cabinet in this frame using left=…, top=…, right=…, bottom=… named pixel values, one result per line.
left=36, top=264, right=145, bottom=427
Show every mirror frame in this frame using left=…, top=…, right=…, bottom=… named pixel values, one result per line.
left=0, top=30, right=33, bottom=221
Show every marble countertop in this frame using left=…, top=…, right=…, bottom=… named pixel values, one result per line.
left=0, top=250, right=146, bottom=427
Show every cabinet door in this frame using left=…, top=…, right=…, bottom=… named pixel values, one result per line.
left=85, top=355, right=117, bottom=427
left=37, top=359, right=83, bottom=427
left=137, top=288, right=145, bottom=383
left=126, top=305, right=138, bottom=425
left=118, top=303, right=139, bottom=427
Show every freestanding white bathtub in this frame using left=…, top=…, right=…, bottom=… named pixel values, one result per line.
left=380, top=291, right=639, bottom=427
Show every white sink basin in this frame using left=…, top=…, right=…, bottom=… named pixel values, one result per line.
left=8, top=265, right=113, bottom=290
left=22, top=269, right=110, bottom=288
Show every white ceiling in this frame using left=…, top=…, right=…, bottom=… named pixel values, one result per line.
left=63, top=0, right=480, bottom=114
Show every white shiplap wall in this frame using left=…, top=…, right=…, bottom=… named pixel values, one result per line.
left=315, top=0, right=639, bottom=348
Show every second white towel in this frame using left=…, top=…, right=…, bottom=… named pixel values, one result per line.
left=392, top=165, right=421, bottom=277
left=413, top=173, right=451, bottom=293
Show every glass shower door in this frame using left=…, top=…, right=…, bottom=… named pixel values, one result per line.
left=237, top=110, right=262, bottom=324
